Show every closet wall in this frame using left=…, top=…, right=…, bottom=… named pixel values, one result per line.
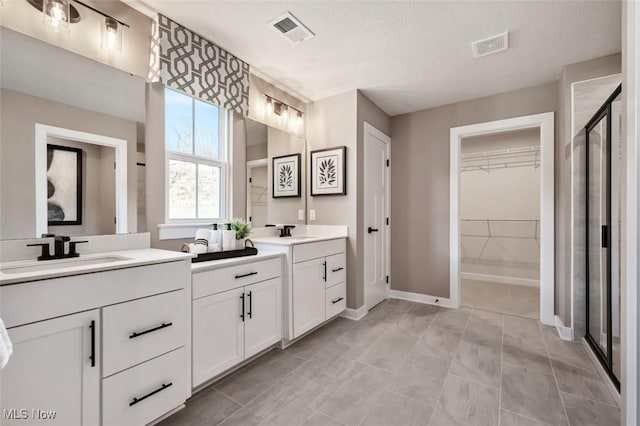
left=460, top=128, right=541, bottom=285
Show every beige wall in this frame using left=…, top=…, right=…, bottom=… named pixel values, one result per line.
left=306, top=90, right=390, bottom=310
left=232, top=112, right=247, bottom=219
left=247, top=143, right=268, bottom=161
left=307, top=90, right=359, bottom=307
left=0, top=89, right=138, bottom=239
left=390, top=82, right=558, bottom=298
left=558, top=54, right=622, bottom=332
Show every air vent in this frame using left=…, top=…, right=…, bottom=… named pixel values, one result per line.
left=268, top=12, right=315, bottom=45
left=472, top=31, right=509, bottom=58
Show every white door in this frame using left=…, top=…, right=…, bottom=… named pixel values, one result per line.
left=292, top=258, right=326, bottom=338
left=1, top=310, right=100, bottom=426
left=192, top=288, right=245, bottom=387
left=364, top=123, right=391, bottom=310
left=244, top=278, right=282, bottom=358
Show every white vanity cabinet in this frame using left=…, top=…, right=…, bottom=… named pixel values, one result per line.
left=0, top=251, right=192, bottom=426
left=1, top=310, right=101, bottom=426
left=292, top=239, right=347, bottom=338
left=191, top=256, right=282, bottom=388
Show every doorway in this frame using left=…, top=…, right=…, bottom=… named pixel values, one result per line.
left=459, top=129, right=541, bottom=319
left=364, top=122, right=391, bottom=310
left=450, top=112, right=555, bottom=326
left=246, top=159, right=268, bottom=227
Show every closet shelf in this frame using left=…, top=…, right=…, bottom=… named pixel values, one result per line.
left=461, top=146, right=540, bottom=172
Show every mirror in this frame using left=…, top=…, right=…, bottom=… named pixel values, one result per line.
left=0, top=28, right=146, bottom=239
left=244, top=118, right=306, bottom=227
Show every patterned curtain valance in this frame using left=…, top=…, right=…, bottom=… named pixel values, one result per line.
left=148, top=14, right=249, bottom=115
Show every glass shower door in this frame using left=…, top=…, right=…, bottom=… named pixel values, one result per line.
left=585, top=85, right=621, bottom=389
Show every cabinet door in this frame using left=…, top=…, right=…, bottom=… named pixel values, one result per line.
left=1, top=310, right=100, bottom=426
left=192, top=288, right=245, bottom=387
left=292, top=258, right=326, bottom=338
left=244, top=278, right=282, bottom=358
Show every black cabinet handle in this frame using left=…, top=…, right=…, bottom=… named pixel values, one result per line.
left=332, top=267, right=344, bottom=273
left=368, top=227, right=379, bottom=234
left=240, top=293, right=245, bottom=321
left=332, top=297, right=344, bottom=304
left=247, top=291, right=252, bottom=319
left=129, top=383, right=173, bottom=407
left=89, top=320, right=96, bottom=367
left=323, top=261, right=327, bottom=282
left=129, top=322, right=173, bottom=339
left=235, top=272, right=258, bottom=279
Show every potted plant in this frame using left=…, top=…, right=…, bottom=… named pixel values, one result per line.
left=227, top=218, right=251, bottom=250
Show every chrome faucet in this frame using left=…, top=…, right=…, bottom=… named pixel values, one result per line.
left=27, top=234, right=89, bottom=261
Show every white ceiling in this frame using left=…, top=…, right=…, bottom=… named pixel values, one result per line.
left=140, top=0, right=621, bottom=116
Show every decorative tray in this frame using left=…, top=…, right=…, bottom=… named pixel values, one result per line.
left=191, top=247, right=258, bottom=263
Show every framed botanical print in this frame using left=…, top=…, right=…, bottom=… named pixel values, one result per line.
left=272, top=153, right=301, bottom=198
left=310, top=146, right=346, bottom=196
left=47, top=144, right=83, bottom=226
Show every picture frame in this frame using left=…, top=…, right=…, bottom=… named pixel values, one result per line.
left=310, top=146, right=347, bottom=196
left=272, top=153, right=301, bottom=198
left=47, top=144, right=83, bottom=226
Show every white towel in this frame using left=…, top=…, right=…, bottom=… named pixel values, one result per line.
left=0, top=318, right=13, bottom=370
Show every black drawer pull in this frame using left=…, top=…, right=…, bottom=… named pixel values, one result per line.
left=235, top=271, right=258, bottom=279
left=332, top=267, right=344, bottom=273
left=129, top=322, right=173, bottom=339
left=129, top=382, right=173, bottom=406
left=89, top=320, right=96, bottom=367
left=332, top=297, right=344, bottom=304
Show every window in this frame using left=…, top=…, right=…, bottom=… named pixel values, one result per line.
left=165, top=88, right=226, bottom=221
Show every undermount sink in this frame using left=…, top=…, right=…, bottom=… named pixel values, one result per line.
left=0, top=256, right=132, bottom=274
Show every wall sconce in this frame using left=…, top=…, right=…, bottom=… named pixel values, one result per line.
left=264, top=94, right=304, bottom=132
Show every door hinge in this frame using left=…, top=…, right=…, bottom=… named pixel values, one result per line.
left=249, top=177, right=252, bottom=183
left=249, top=216, right=252, bottom=222
left=114, top=217, right=117, bottom=224
left=386, top=217, right=389, bottom=225
left=114, top=162, right=116, bottom=170
left=386, top=275, right=389, bottom=284
left=386, top=159, right=390, bottom=167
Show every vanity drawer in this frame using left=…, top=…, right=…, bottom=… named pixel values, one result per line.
left=192, top=258, right=281, bottom=299
left=293, top=238, right=346, bottom=264
left=102, top=290, right=186, bottom=377
left=102, top=347, right=186, bottom=426
left=325, top=253, right=346, bottom=288
left=326, top=281, right=346, bottom=319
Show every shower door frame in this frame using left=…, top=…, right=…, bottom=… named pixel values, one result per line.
left=584, top=84, right=621, bottom=390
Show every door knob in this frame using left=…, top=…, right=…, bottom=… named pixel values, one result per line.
left=368, top=227, right=379, bottom=234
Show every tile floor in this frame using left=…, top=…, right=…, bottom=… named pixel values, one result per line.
left=160, top=300, right=619, bottom=426
left=462, top=279, right=539, bottom=319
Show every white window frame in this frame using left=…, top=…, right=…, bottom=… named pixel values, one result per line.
left=162, top=88, right=229, bottom=233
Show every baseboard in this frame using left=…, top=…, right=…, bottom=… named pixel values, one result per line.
left=389, top=290, right=455, bottom=309
left=582, top=337, right=621, bottom=407
left=554, top=315, right=574, bottom=341
left=461, top=272, right=539, bottom=288
left=340, top=305, right=367, bottom=321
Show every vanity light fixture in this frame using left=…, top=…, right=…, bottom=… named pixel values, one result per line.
left=43, top=0, right=71, bottom=32
left=101, top=17, right=122, bottom=52
left=263, top=94, right=303, bottom=130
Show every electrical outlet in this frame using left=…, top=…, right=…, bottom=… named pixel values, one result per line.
left=298, top=209, right=304, bottom=221
left=309, top=209, right=316, bottom=221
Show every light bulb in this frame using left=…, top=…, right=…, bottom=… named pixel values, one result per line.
left=281, top=105, right=289, bottom=122
left=43, top=0, right=70, bottom=33
left=265, top=97, right=273, bottom=115
left=101, top=18, right=122, bottom=53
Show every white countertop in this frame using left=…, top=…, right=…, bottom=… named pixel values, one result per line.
left=251, top=235, right=346, bottom=246
left=0, top=249, right=194, bottom=285
left=191, top=252, right=283, bottom=273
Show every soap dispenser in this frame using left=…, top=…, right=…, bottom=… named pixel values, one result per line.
left=222, top=223, right=235, bottom=252
left=208, top=223, right=221, bottom=252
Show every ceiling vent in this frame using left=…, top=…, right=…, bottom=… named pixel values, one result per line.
left=268, top=12, right=315, bottom=45
left=472, top=31, right=509, bottom=58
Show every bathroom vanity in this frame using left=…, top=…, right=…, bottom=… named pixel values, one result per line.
left=190, top=253, right=283, bottom=389
left=253, top=233, right=347, bottom=344
left=0, top=243, right=193, bottom=426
